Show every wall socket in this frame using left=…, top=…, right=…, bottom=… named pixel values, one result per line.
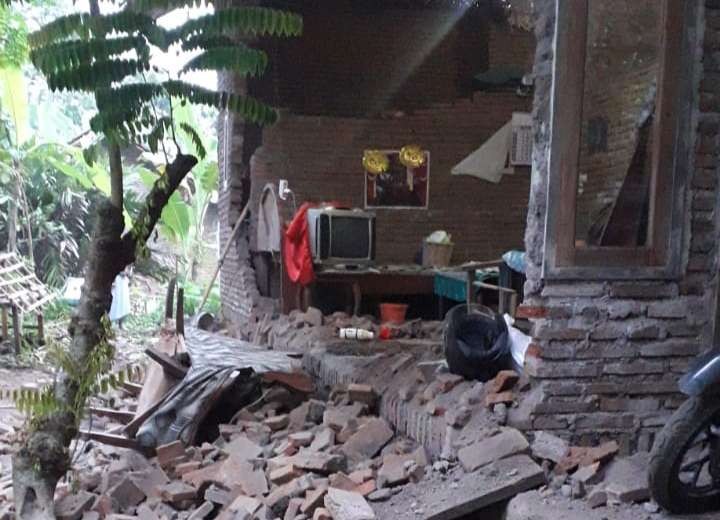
left=278, top=179, right=291, bottom=200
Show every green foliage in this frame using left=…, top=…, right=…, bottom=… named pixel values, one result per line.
left=2, top=316, right=143, bottom=423
left=31, top=36, right=150, bottom=75
left=183, top=279, right=220, bottom=316
left=174, top=7, right=303, bottom=40
left=163, top=80, right=278, bottom=125
left=178, top=122, right=206, bottom=160
left=43, top=299, right=73, bottom=321
left=0, top=6, right=29, bottom=144
left=24, top=4, right=300, bottom=147
left=181, top=44, right=268, bottom=76
left=0, top=6, right=28, bottom=68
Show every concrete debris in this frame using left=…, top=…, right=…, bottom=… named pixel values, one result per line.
left=602, top=452, right=651, bottom=504
left=55, top=490, right=96, bottom=520
left=457, top=427, right=529, bottom=472
left=531, top=431, right=569, bottom=464
left=11, top=324, right=652, bottom=520
left=324, top=487, right=376, bottom=520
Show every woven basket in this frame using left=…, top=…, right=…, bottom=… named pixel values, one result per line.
left=422, top=241, right=454, bottom=267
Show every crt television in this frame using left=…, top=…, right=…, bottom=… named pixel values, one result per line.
left=307, top=208, right=376, bottom=266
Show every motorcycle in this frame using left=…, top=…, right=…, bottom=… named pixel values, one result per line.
left=649, top=350, right=720, bottom=513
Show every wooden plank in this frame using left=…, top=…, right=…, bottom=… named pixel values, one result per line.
left=0, top=262, right=23, bottom=276
left=78, top=429, right=141, bottom=450
left=88, top=407, right=135, bottom=424
left=0, top=274, right=34, bottom=288
left=24, top=293, right=56, bottom=314
left=121, top=381, right=143, bottom=397
left=124, top=398, right=164, bottom=438
left=145, top=347, right=188, bottom=380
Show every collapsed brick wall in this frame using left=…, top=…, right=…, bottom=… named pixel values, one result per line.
left=217, top=3, right=537, bottom=330
left=520, top=0, right=718, bottom=451
left=249, top=92, right=532, bottom=266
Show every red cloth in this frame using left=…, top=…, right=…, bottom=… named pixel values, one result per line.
left=283, top=203, right=315, bottom=286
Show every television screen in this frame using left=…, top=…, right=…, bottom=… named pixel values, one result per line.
left=331, top=216, right=371, bottom=259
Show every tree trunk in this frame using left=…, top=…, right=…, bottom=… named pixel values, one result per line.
left=7, top=173, right=18, bottom=253
left=12, top=153, right=197, bottom=520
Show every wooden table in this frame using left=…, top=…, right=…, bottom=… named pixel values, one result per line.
left=311, top=267, right=435, bottom=316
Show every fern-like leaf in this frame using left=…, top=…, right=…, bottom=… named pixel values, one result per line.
left=181, top=45, right=268, bottom=76
left=180, top=33, right=234, bottom=53
left=178, top=122, right=206, bottom=159
left=31, top=36, right=150, bottom=75
left=95, top=83, right=165, bottom=111
left=164, top=80, right=278, bottom=125
left=46, top=59, right=149, bottom=92
left=29, top=11, right=167, bottom=50
left=171, top=7, right=303, bottom=44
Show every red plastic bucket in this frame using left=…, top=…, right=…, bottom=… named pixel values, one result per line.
left=380, top=303, right=408, bottom=324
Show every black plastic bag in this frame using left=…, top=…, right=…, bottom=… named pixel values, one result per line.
left=443, top=304, right=512, bottom=381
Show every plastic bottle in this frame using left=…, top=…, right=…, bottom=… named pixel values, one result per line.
left=338, top=328, right=375, bottom=340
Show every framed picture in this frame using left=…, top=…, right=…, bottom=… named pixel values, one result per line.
left=365, top=150, right=430, bottom=209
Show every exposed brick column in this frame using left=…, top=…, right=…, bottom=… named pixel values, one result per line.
left=519, top=0, right=718, bottom=452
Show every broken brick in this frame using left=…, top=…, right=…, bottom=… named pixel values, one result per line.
left=156, top=440, right=185, bottom=467
left=289, top=430, right=314, bottom=447
left=487, top=370, right=520, bottom=394
left=265, top=414, right=290, bottom=431
left=354, top=479, right=377, bottom=497
left=301, top=487, right=328, bottom=515
left=445, top=406, right=472, bottom=428
left=175, top=461, right=201, bottom=476
left=348, top=384, right=377, bottom=406
left=436, top=373, right=464, bottom=393
left=108, top=476, right=145, bottom=510
left=270, top=464, right=304, bottom=486
left=324, top=487, right=376, bottom=520
left=188, top=501, right=215, bottom=520
left=283, top=497, right=304, bottom=520
left=458, top=428, right=529, bottom=472
left=224, top=435, right=263, bottom=461
left=349, top=469, right=374, bottom=484
left=55, top=490, right=96, bottom=520
left=158, top=481, right=197, bottom=504
left=341, top=418, right=394, bottom=464
left=329, top=472, right=358, bottom=491
left=485, top=391, right=515, bottom=407
left=323, top=403, right=365, bottom=431
left=310, top=428, right=335, bottom=452
left=313, top=507, right=332, bottom=520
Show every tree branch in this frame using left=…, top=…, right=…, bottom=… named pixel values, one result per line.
left=121, top=153, right=198, bottom=264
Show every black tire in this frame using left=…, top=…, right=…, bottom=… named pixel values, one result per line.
left=649, top=395, right=720, bottom=514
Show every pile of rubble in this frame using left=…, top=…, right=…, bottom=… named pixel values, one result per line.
left=33, top=381, right=433, bottom=520
left=0, top=352, right=674, bottom=520
left=258, top=308, right=444, bottom=352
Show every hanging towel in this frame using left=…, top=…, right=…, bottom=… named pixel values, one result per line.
left=283, top=203, right=315, bottom=286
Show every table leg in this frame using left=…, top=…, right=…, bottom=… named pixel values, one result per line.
left=1, top=307, right=7, bottom=340
left=302, top=286, right=312, bottom=312
left=510, top=292, right=518, bottom=317
left=352, top=282, right=361, bottom=316
left=37, top=313, right=45, bottom=345
left=466, top=271, right=474, bottom=307
left=12, top=306, right=21, bottom=355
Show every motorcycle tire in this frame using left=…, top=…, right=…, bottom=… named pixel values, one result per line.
left=649, top=395, right=720, bottom=514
